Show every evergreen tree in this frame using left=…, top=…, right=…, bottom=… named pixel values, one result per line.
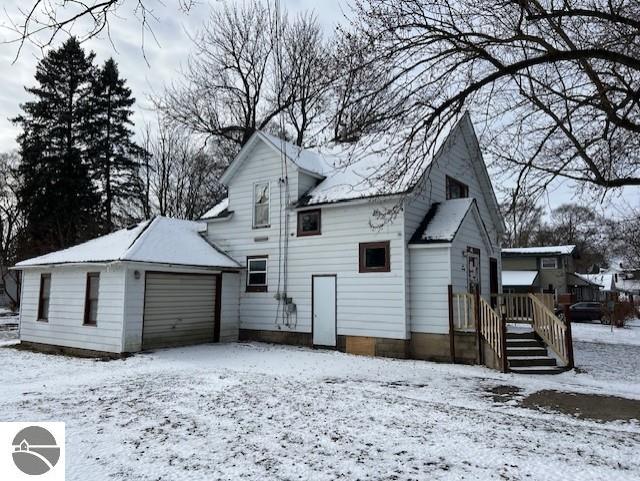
left=13, top=37, right=100, bottom=258
left=88, top=58, right=143, bottom=231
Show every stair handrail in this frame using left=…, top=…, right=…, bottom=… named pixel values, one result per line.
left=479, top=297, right=505, bottom=368
left=528, top=294, right=570, bottom=365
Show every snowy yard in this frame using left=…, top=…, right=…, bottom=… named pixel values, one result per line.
left=1, top=332, right=639, bottom=481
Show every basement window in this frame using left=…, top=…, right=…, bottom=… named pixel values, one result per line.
left=37, top=273, right=51, bottom=322
left=446, top=176, right=469, bottom=200
left=84, top=273, right=100, bottom=325
left=247, top=256, right=268, bottom=292
left=297, top=209, right=321, bottom=236
left=541, top=257, right=558, bottom=269
left=359, top=241, right=391, bottom=273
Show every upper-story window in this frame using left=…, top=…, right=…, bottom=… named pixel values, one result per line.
left=253, top=182, right=270, bottom=228
left=541, top=257, right=558, bottom=269
left=446, top=176, right=469, bottom=200
left=297, top=209, right=321, bottom=236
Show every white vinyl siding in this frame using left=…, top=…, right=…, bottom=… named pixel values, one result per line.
left=20, top=266, right=126, bottom=353
left=207, top=140, right=408, bottom=340
left=220, top=272, right=240, bottom=341
left=409, top=246, right=451, bottom=334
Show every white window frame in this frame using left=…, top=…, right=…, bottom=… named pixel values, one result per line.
left=541, top=257, right=558, bottom=269
left=253, top=181, right=270, bottom=229
left=247, top=256, right=268, bottom=291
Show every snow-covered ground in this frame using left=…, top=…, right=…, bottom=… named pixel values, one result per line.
left=1, top=338, right=639, bottom=480
left=571, top=318, right=640, bottom=346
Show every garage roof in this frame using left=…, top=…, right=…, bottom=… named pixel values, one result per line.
left=15, top=217, right=241, bottom=269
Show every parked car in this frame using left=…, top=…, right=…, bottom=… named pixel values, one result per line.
left=556, top=302, right=607, bottom=323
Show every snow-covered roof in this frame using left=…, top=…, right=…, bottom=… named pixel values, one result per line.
left=222, top=116, right=463, bottom=207
left=574, top=273, right=611, bottom=290
left=15, top=217, right=241, bottom=269
left=502, top=270, right=539, bottom=287
left=567, top=272, right=602, bottom=288
left=409, top=198, right=490, bottom=247
left=201, top=198, right=230, bottom=220
left=502, top=245, right=576, bottom=256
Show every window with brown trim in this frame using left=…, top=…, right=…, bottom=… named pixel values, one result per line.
left=359, top=241, right=391, bottom=273
left=446, top=176, right=469, bottom=200
left=246, top=256, right=268, bottom=292
left=37, top=273, right=51, bottom=321
left=84, top=273, right=100, bottom=325
left=297, top=209, right=321, bottom=236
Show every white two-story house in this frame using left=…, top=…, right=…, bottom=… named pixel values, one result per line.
left=14, top=113, right=504, bottom=362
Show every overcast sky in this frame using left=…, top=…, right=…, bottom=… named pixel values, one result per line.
left=0, top=0, right=636, bottom=215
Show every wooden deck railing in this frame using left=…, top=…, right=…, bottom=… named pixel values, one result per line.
left=492, top=293, right=555, bottom=323
left=451, top=292, right=476, bottom=330
left=529, top=294, right=573, bottom=367
left=479, top=297, right=504, bottom=365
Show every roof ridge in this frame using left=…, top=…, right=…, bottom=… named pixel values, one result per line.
left=121, top=216, right=157, bottom=261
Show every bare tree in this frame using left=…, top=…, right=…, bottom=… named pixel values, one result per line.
left=500, top=188, right=544, bottom=248
left=341, top=0, right=640, bottom=197
left=139, top=119, right=227, bottom=220
left=0, top=152, right=24, bottom=307
left=156, top=1, right=332, bottom=148
left=4, top=1, right=198, bottom=61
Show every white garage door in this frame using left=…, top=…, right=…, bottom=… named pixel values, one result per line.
left=142, top=272, right=219, bottom=350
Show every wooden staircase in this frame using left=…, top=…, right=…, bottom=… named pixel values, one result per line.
left=506, top=331, right=567, bottom=374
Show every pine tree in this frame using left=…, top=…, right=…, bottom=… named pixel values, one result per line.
left=88, top=58, right=143, bottom=231
left=13, top=37, right=101, bottom=258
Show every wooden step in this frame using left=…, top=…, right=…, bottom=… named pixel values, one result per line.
left=506, top=339, right=545, bottom=348
left=509, top=356, right=557, bottom=367
left=506, top=331, right=536, bottom=340
left=509, top=366, right=568, bottom=375
left=506, top=346, right=548, bottom=357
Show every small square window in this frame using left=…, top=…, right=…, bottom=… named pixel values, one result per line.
left=541, top=257, right=558, bottom=269
left=297, top=209, right=321, bottom=236
left=446, top=176, right=469, bottom=200
left=359, top=241, right=390, bottom=273
left=247, top=256, right=268, bottom=292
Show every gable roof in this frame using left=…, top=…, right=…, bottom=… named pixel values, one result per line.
left=575, top=272, right=614, bottom=291
left=409, top=198, right=492, bottom=249
left=502, top=245, right=577, bottom=257
left=15, top=217, right=241, bottom=269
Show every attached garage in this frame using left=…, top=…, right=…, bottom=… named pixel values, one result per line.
left=15, top=216, right=242, bottom=355
left=142, top=272, right=221, bottom=350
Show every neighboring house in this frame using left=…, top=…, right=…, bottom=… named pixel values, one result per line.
left=605, top=260, right=640, bottom=303
left=575, top=272, right=616, bottom=302
left=15, top=113, right=505, bottom=360
left=501, top=245, right=601, bottom=301
left=0, top=269, right=20, bottom=309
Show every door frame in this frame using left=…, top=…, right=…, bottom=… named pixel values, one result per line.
left=466, top=246, right=481, bottom=294
left=141, top=270, right=222, bottom=350
left=311, top=274, right=337, bottom=348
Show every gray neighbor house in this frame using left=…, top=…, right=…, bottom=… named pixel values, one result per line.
left=501, top=245, right=601, bottom=302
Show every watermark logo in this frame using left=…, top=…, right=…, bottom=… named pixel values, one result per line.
left=1, top=422, right=65, bottom=480
left=12, top=426, right=61, bottom=475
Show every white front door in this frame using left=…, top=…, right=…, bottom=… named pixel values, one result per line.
left=312, top=275, right=336, bottom=347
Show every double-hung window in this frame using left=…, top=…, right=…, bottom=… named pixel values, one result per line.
left=247, top=256, right=268, bottom=292
left=84, top=273, right=100, bottom=325
left=253, top=182, right=270, bottom=228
